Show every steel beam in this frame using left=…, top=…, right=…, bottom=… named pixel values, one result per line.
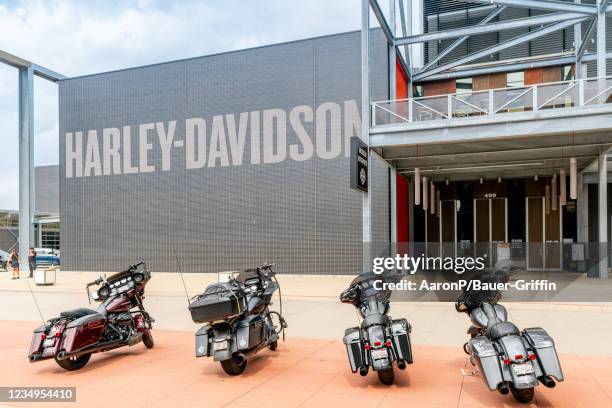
left=18, top=67, right=34, bottom=271
left=369, top=0, right=394, bottom=44
left=397, top=0, right=411, bottom=74
left=459, top=0, right=597, bottom=15
left=422, top=5, right=506, bottom=71
left=362, top=0, right=372, bottom=272
left=397, top=11, right=583, bottom=46
left=577, top=18, right=596, bottom=64
left=414, top=18, right=585, bottom=81
left=0, top=49, right=66, bottom=82
left=389, top=0, right=397, bottom=101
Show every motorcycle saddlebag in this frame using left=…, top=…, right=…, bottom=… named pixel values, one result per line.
left=236, top=315, right=264, bottom=350
left=62, top=314, right=107, bottom=354
left=189, top=283, right=246, bottom=323
left=469, top=335, right=504, bottom=391
left=343, top=327, right=365, bottom=373
left=391, top=318, right=413, bottom=364
left=195, top=324, right=211, bottom=357
left=523, top=327, right=564, bottom=381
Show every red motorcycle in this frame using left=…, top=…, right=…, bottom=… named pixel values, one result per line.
left=28, top=261, right=155, bottom=371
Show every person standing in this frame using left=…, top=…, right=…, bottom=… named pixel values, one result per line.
left=28, top=247, right=36, bottom=278
left=8, top=249, right=19, bottom=279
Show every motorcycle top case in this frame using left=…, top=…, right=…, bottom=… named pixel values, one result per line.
left=343, top=327, right=365, bottom=373
left=189, top=282, right=247, bottom=323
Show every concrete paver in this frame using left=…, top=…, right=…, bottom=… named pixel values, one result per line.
left=2, top=321, right=612, bottom=408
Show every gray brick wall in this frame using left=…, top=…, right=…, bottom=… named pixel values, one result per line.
left=59, top=30, right=390, bottom=274
left=35, top=165, right=59, bottom=214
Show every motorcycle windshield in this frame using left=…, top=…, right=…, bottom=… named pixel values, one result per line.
left=348, top=271, right=403, bottom=302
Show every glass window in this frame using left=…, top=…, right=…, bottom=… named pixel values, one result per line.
left=507, top=71, right=525, bottom=88
left=456, top=78, right=473, bottom=94
left=562, top=65, right=574, bottom=81
left=413, top=84, right=424, bottom=98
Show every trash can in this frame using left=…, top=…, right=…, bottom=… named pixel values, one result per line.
left=34, top=267, right=56, bottom=286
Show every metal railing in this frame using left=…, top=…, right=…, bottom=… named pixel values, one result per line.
left=371, top=76, right=612, bottom=127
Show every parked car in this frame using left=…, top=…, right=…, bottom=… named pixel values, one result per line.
left=0, top=250, right=8, bottom=270
left=35, top=248, right=60, bottom=267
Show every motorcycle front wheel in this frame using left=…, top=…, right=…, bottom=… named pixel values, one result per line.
left=377, top=368, right=395, bottom=385
left=221, top=355, right=247, bottom=375
left=55, top=353, right=91, bottom=371
left=510, top=384, right=535, bottom=403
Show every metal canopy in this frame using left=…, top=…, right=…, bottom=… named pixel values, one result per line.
left=371, top=0, right=612, bottom=84
left=0, top=49, right=65, bottom=270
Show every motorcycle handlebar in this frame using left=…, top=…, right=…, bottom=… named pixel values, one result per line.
left=128, top=261, right=145, bottom=271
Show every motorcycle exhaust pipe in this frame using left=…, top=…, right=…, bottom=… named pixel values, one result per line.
left=497, top=383, right=509, bottom=395
left=539, top=376, right=556, bottom=388
left=359, top=366, right=369, bottom=377
left=397, top=360, right=406, bottom=370
left=235, top=353, right=246, bottom=364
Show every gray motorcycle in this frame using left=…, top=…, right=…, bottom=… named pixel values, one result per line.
left=340, top=272, right=413, bottom=385
left=456, top=264, right=563, bottom=403
left=190, top=263, right=287, bottom=375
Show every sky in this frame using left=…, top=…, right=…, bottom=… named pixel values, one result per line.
left=0, top=0, right=366, bottom=210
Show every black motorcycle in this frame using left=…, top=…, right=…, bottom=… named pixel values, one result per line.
left=340, top=272, right=413, bottom=385
left=189, top=263, right=287, bottom=375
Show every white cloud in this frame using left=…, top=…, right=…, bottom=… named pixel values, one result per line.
left=0, top=0, right=361, bottom=210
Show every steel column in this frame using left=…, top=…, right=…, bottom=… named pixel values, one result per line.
left=18, top=66, right=34, bottom=271
left=598, top=148, right=609, bottom=278
left=390, top=167, right=397, bottom=243
left=577, top=172, right=586, bottom=242
left=362, top=0, right=372, bottom=273
left=389, top=0, right=396, bottom=101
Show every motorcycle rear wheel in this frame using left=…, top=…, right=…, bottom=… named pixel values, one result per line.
left=143, top=332, right=154, bottom=349
left=221, top=355, right=247, bottom=375
left=55, top=353, right=91, bottom=371
left=377, top=368, right=395, bottom=385
left=510, top=385, right=535, bottom=403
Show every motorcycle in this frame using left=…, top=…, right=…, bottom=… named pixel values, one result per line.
left=456, top=262, right=563, bottom=403
left=28, top=261, right=155, bottom=371
left=340, top=272, right=413, bottom=385
left=190, top=262, right=287, bottom=375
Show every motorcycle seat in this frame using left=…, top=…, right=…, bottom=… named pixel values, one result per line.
left=60, top=308, right=99, bottom=319
left=361, top=313, right=390, bottom=329
left=487, top=321, right=519, bottom=340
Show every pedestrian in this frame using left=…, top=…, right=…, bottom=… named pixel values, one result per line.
left=28, top=247, right=36, bottom=278
left=8, top=249, right=19, bottom=279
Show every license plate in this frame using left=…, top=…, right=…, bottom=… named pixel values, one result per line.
left=371, top=348, right=387, bottom=360
left=213, top=340, right=228, bottom=351
left=43, top=338, right=56, bottom=347
left=512, top=363, right=534, bottom=376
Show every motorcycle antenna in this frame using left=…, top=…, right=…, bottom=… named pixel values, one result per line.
left=25, top=276, right=46, bottom=325
left=173, top=245, right=191, bottom=307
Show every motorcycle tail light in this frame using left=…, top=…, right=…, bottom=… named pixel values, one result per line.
left=514, top=354, right=523, bottom=360
left=385, top=341, right=392, bottom=347
left=503, top=359, right=511, bottom=365
left=55, top=332, right=61, bottom=338
left=373, top=341, right=381, bottom=347
left=40, top=334, right=46, bottom=340
left=364, top=344, right=371, bottom=351
left=529, top=354, right=536, bottom=361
